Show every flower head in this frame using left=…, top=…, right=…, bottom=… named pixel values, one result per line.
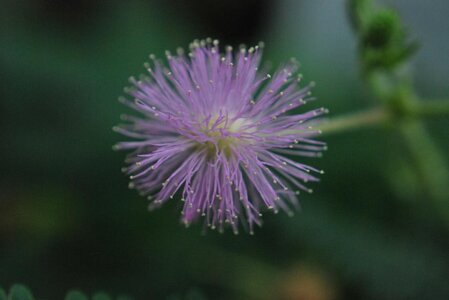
left=115, top=38, right=327, bottom=234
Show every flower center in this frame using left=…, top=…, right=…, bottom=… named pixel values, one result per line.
left=200, top=115, right=254, bottom=158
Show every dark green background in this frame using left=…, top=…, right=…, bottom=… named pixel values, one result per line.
left=1, top=0, right=448, bottom=299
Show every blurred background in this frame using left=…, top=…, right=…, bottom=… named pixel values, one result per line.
left=1, top=0, right=449, bottom=299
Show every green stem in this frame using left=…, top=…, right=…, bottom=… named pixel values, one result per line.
left=318, top=107, right=390, bottom=136
left=411, top=100, right=449, bottom=118
left=315, top=95, right=449, bottom=224
left=398, top=120, right=449, bottom=222
left=388, top=86, right=449, bottom=225
left=287, top=99, right=448, bottom=137
left=345, top=0, right=449, bottom=226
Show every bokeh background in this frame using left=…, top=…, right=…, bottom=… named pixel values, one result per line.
left=1, top=0, right=449, bottom=299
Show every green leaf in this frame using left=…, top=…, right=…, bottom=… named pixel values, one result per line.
left=0, top=288, right=7, bottom=300
left=9, top=285, right=33, bottom=300
left=349, top=0, right=418, bottom=73
left=92, top=292, right=112, bottom=300
left=185, top=289, right=207, bottom=300
left=362, top=9, right=399, bottom=49
left=116, top=295, right=134, bottom=300
left=347, top=0, right=370, bottom=31
left=65, top=290, right=89, bottom=300
left=2, top=286, right=133, bottom=300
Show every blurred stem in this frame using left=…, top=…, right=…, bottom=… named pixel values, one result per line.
left=319, top=107, right=390, bottom=136
left=369, top=69, right=449, bottom=225
left=344, top=0, right=449, bottom=226
left=412, top=100, right=449, bottom=117
left=399, top=120, right=449, bottom=220
left=317, top=99, right=449, bottom=136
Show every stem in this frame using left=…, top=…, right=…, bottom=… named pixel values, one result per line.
left=411, top=100, right=449, bottom=118
left=317, top=100, right=449, bottom=138
left=345, top=0, right=449, bottom=226
left=318, top=107, right=390, bottom=136
left=399, top=120, right=449, bottom=223
left=391, top=88, right=449, bottom=225
left=300, top=99, right=448, bottom=138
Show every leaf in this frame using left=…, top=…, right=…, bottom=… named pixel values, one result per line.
left=347, top=0, right=370, bottom=31
left=65, top=290, right=89, bottom=300
left=0, top=287, right=7, bottom=300
left=8, top=285, right=34, bottom=300
left=116, top=295, right=134, bottom=300
left=92, top=292, right=112, bottom=300
left=185, top=289, right=207, bottom=300
left=2, top=285, right=133, bottom=300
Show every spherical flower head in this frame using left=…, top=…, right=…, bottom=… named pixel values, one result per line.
left=114, top=38, right=327, bottom=234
